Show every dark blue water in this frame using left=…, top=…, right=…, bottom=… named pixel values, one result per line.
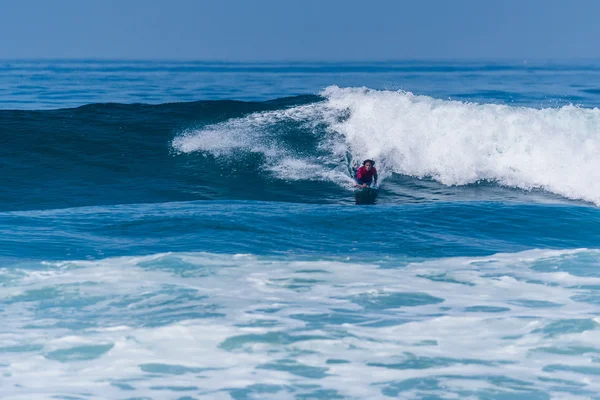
left=2, top=60, right=600, bottom=400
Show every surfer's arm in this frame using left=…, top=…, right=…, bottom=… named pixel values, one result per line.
left=354, top=168, right=363, bottom=186
left=354, top=178, right=366, bottom=188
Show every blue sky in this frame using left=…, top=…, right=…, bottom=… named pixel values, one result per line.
left=1, top=0, right=599, bottom=60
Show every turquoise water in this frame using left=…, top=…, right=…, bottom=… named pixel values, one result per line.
left=1, top=60, right=600, bottom=399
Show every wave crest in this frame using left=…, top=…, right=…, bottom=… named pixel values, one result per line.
left=174, top=86, right=600, bottom=204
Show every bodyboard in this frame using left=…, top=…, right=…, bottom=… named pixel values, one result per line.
left=354, top=187, right=378, bottom=205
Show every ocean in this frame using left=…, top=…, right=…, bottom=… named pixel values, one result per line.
left=1, top=60, right=600, bottom=399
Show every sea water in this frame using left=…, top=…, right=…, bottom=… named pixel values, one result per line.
left=1, top=60, right=600, bottom=399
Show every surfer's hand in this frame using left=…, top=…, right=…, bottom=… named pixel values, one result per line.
left=361, top=184, right=367, bottom=188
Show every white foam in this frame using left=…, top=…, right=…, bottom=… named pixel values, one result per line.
left=2, top=249, right=600, bottom=398
left=322, top=86, right=600, bottom=204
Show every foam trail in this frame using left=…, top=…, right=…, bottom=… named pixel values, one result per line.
left=172, top=102, right=358, bottom=187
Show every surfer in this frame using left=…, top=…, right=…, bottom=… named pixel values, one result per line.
left=355, top=159, right=378, bottom=188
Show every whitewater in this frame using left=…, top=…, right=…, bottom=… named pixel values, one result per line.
left=1, top=60, right=600, bottom=400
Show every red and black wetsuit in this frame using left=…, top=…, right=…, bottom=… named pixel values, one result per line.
left=355, top=166, right=378, bottom=186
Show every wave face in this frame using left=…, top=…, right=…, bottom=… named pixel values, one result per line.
left=3, top=86, right=600, bottom=211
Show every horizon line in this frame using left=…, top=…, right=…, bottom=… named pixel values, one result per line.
left=2, top=57, right=600, bottom=64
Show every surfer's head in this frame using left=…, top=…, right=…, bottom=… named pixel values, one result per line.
left=362, top=159, right=374, bottom=170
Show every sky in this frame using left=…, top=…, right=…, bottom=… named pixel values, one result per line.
left=1, top=0, right=599, bottom=61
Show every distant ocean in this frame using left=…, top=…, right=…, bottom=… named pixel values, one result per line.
left=2, top=60, right=600, bottom=399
